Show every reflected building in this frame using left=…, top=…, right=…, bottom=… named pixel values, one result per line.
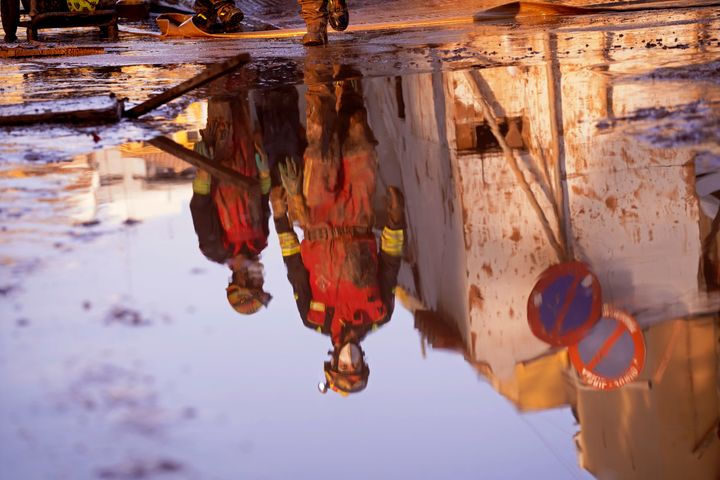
left=0, top=111, right=206, bottom=292
left=91, top=128, right=200, bottom=222
left=575, top=314, right=720, bottom=478
left=0, top=122, right=203, bottom=234
left=357, top=9, right=720, bottom=479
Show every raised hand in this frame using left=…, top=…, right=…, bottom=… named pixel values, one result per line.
left=279, top=157, right=302, bottom=196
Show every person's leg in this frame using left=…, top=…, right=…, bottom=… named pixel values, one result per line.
left=335, top=73, right=377, bottom=228
left=303, top=60, right=341, bottom=211
left=253, top=87, right=306, bottom=185
left=298, top=0, right=328, bottom=46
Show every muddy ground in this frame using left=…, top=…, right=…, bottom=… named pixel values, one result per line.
left=1, top=0, right=718, bottom=161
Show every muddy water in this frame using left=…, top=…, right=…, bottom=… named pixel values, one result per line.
left=2, top=6, right=720, bottom=480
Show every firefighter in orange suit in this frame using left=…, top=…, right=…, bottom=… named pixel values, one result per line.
left=270, top=71, right=406, bottom=395
left=190, top=92, right=273, bottom=315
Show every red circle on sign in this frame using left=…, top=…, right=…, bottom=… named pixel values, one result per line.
left=569, top=305, right=646, bottom=391
left=527, top=262, right=602, bottom=347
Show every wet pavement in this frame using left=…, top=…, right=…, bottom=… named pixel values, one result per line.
left=2, top=1, right=720, bottom=479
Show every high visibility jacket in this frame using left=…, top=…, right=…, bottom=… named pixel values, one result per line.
left=276, top=70, right=403, bottom=344
left=275, top=215, right=404, bottom=344
left=213, top=183, right=267, bottom=257
left=301, top=236, right=388, bottom=341
left=190, top=95, right=270, bottom=263
left=190, top=185, right=269, bottom=263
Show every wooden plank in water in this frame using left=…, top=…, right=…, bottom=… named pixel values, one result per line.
left=0, top=95, right=124, bottom=126
left=0, top=46, right=105, bottom=58
left=148, top=135, right=260, bottom=194
left=123, top=53, right=251, bottom=119
left=0, top=53, right=250, bottom=126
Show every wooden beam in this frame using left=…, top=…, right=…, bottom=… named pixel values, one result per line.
left=0, top=46, right=105, bottom=58
left=0, top=95, right=123, bottom=126
left=123, top=53, right=251, bottom=119
left=148, top=135, right=260, bottom=194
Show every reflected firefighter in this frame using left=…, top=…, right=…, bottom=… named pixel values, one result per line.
left=697, top=157, right=720, bottom=291
left=190, top=91, right=274, bottom=315
left=271, top=69, right=406, bottom=395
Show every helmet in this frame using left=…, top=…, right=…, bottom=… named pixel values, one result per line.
left=226, top=284, right=271, bottom=315
left=319, top=343, right=370, bottom=395
left=320, top=365, right=369, bottom=395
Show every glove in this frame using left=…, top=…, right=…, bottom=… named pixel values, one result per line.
left=279, top=157, right=302, bottom=196
left=386, top=186, right=405, bottom=229
left=254, top=144, right=270, bottom=176
left=193, top=167, right=211, bottom=195
left=270, top=186, right=287, bottom=219
left=199, top=123, right=218, bottom=154
left=194, top=139, right=213, bottom=160
left=255, top=150, right=271, bottom=194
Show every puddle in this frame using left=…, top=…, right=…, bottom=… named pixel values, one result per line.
left=2, top=5, right=720, bottom=480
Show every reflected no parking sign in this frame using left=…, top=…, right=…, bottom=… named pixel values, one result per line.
left=569, top=305, right=646, bottom=391
left=527, top=262, right=603, bottom=346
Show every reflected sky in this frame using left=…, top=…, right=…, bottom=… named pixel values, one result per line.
left=0, top=171, right=585, bottom=479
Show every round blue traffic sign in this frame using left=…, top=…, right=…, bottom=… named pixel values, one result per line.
left=527, top=262, right=602, bottom=346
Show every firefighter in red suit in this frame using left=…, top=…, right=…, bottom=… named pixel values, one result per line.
left=190, top=91, right=274, bottom=316
left=270, top=69, right=405, bottom=395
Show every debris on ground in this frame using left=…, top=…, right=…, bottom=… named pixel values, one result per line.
left=0, top=95, right=124, bottom=127
left=95, top=458, right=185, bottom=480
left=0, top=46, right=105, bottom=58
left=105, top=306, right=152, bottom=326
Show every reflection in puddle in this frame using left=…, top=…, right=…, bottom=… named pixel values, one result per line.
left=273, top=64, right=405, bottom=396
left=2, top=11, right=720, bottom=480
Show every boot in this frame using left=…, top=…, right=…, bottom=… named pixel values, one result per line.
left=215, top=2, right=244, bottom=30
left=327, top=0, right=348, bottom=31
left=299, top=0, right=328, bottom=46
left=302, top=28, right=327, bottom=46
left=193, top=0, right=243, bottom=33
